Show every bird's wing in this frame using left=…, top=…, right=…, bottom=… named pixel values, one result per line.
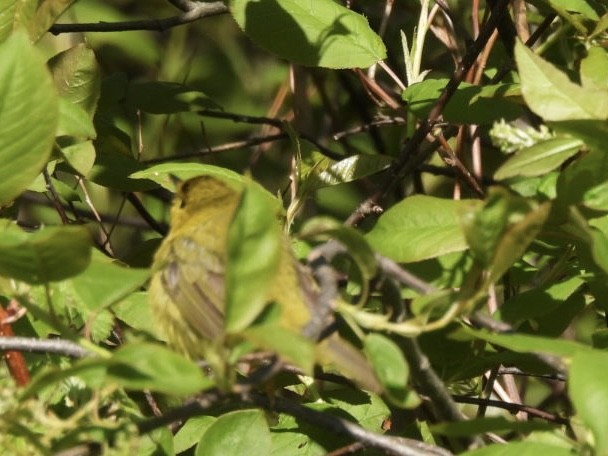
left=160, top=235, right=226, bottom=342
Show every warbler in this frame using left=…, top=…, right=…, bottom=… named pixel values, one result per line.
left=149, top=174, right=379, bottom=391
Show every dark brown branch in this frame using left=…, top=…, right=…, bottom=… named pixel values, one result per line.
left=345, top=0, right=511, bottom=226
left=50, top=2, right=228, bottom=34
left=138, top=390, right=454, bottom=456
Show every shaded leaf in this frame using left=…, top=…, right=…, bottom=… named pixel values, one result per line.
left=230, top=0, right=386, bottom=68
left=515, top=40, right=608, bottom=121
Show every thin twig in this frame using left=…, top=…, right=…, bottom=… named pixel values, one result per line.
left=50, top=2, right=228, bottom=34
left=0, top=337, right=92, bottom=358
left=452, top=395, right=569, bottom=425
left=345, top=0, right=511, bottom=226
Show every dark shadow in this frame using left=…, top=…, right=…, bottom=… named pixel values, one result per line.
left=243, top=0, right=352, bottom=66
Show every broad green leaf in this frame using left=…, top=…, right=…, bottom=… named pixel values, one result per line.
left=0, top=220, right=91, bottom=283
left=113, top=291, right=162, bottom=338
left=60, top=140, right=96, bottom=176
left=225, top=181, right=282, bottom=333
left=461, top=441, right=574, bottom=456
left=126, top=81, right=221, bottom=114
left=320, top=388, right=391, bottom=431
left=0, top=0, right=35, bottom=42
left=431, top=417, right=554, bottom=436
left=230, top=0, right=386, bottom=68
left=366, top=196, right=477, bottom=263
left=0, top=30, right=58, bottom=206
left=581, top=46, right=608, bottom=90
left=364, top=334, right=412, bottom=406
left=302, top=154, right=393, bottom=192
left=465, top=327, right=593, bottom=358
left=547, top=0, right=600, bottom=21
left=57, top=98, right=96, bottom=138
left=461, top=189, right=550, bottom=282
left=494, top=137, right=582, bottom=180
left=570, top=351, right=608, bottom=454
left=71, top=253, right=149, bottom=311
left=243, top=324, right=314, bottom=374
left=515, top=40, right=608, bottom=121
left=131, top=162, right=246, bottom=192
left=48, top=43, right=101, bottom=117
left=551, top=119, right=608, bottom=154
left=269, top=413, right=327, bottom=455
left=402, top=79, right=522, bottom=124
left=174, top=416, right=217, bottom=454
left=196, top=410, right=271, bottom=456
left=109, top=343, right=212, bottom=395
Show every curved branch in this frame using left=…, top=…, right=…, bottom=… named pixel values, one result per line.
left=50, top=2, right=228, bottom=35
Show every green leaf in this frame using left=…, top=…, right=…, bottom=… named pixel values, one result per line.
left=113, top=291, right=162, bottom=338
left=225, top=181, right=282, bottom=333
left=320, top=388, right=391, bottom=431
left=494, top=137, right=582, bottom=180
left=126, top=81, right=221, bottom=114
left=71, top=253, right=149, bottom=311
left=131, top=162, right=246, bottom=192
left=302, top=154, right=393, bottom=192
left=557, top=149, right=608, bottom=207
left=0, top=221, right=91, bottom=283
left=581, top=46, right=608, bottom=91
left=570, top=351, right=608, bottom=454
left=48, top=43, right=101, bottom=117
left=196, top=410, right=271, bottom=456
left=243, top=324, right=315, bottom=374
left=403, top=79, right=523, bottom=124
left=497, top=276, right=584, bottom=328
left=0, top=0, right=34, bottom=43
left=366, top=195, right=476, bottom=263
left=364, top=334, right=411, bottom=406
left=465, top=327, right=593, bottom=358
left=547, top=0, right=600, bottom=21
left=109, top=343, right=212, bottom=395
left=174, top=416, right=217, bottom=454
left=515, top=40, right=608, bottom=121
left=461, top=441, right=575, bottom=456
left=230, top=0, right=386, bottom=68
left=57, top=98, right=97, bottom=138
left=551, top=119, right=608, bottom=154
left=59, top=140, right=96, bottom=176
left=0, top=30, right=58, bottom=206
left=461, top=189, right=550, bottom=282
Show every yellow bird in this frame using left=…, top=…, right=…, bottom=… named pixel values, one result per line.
left=149, top=174, right=380, bottom=391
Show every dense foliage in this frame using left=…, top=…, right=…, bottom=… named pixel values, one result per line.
left=1, top=0, right=607, bottom=454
